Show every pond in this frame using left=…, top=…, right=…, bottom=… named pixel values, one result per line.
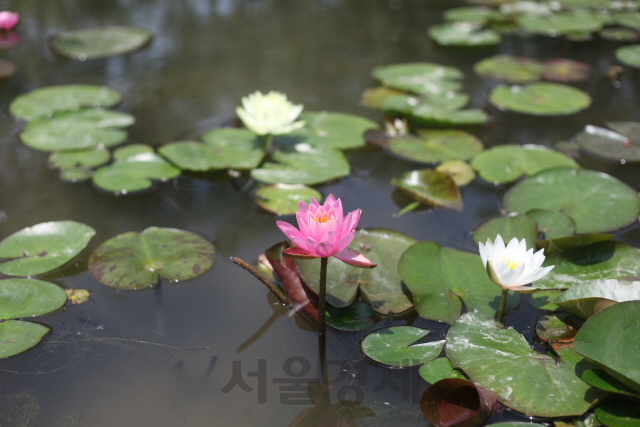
left=1, top=0, right=640, bottom=426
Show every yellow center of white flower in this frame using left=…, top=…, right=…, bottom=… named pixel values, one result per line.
left=502, top=256, right=522, bottom=269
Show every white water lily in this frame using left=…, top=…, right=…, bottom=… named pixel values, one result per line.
left=236, top=91, right=305, bottom=135
left=479, top=235, right=554, bottom=292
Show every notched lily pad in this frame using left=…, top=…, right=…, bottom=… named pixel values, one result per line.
left=489, top=82, right=591, bottom=115
left=473, top=214, right=538, bottom=249
left=429, top=22, right=502, bottom=46
left=0, top=221, right=96, bottom=276
left=388, top=130, right=483, bottom=164
left=88, top=227, right=215, bottom=290
left=50, top=26, right=152, bottom=60
left=543, top=59, right=590, bottom=82
left=0, top=278, right=67, bottom=319
left=93, top=151, right=180, bottom=194
left=474, top=55, right=544, bottom=83
left=372, top=62, right=464, bottom=96
left=526, top=209, right=576, bottom=240
left=436, top=159, right=476, bottom=186
left=326, top=302, right=376, bottom=332
left=419, top=357, right=468, bottom=384
left=0, top=320, right=49, bottom=359
left=254, top=184, right=322, bottom=216
left=391, top=169, right=463, bottom=212
left=554, top=279, right=640, bottom=318
left=49, top=146, right=111, bottom=171
left=575, top=123, right=640, bottom=162
left=360, top=326, right=444, bottom=367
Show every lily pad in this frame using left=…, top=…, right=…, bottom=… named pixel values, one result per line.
left=543, top=59, right=590, bottom=83
left=381, top=93, right=471, bottom=115
left=255, top=184, right=322, bottom=216
left=251, top=144, right=350, bottom=185
left=159, top=128, right=267, bottom=171
left=10, top=84, right=122, bottom=122
left=446, top=310, right=604, bottom=417
left=472, top=214, right=538, bottom=249
left=595, top=397, right=640, bottom=427
left=503, top=168, right=640, bottom=234
left=50, top=26, right=152, bottom=60
left=600, top=27, right=640, bottom=42
left=294, top=228, right=417, bottom=314
left=409, top=107, right=489, bottom=126
left=0, top=278, right=67, bottom=319
left=326, top=302, right=376, bottom=332
left=489, top=83, right=591, bottom=115
left=474, top=55, right=544, bottom=83
left=391, top=169, right=463, bottom=211
left=360, top=86, right=406, bottom=109
left=113, top=144, right=154, bottom=159
left=615, top=11, right=640, bottom=31
left=536, top=233, right=614, bottom=256
left=92, top=152, right=181, bottom=194
left=0, top=221, right=96, bottom=276
left=397, top=241, right=519, bottom=324
left=528, top=289, right=563, bottom=311
left=535, top=241, right=640, bottom=290
left=20, top=118, right=128, bottom=151
left=388, top=130, right=483, bottom=164
left=444, top=6, right=505, bottom=25
left=0, top=320, right=49, bottom=359
left=554, top=279, right=640, bottom=318
left=436, top=159, right=476, bottom=186
left=274, top=111, right=377, bottom=150
left=372, top=62, right=464, bottom=96
left=574, top=301, right=640, bottom=393
left=526, top=209, right=576, bottom=240
left=418, top=357, right=468, bottom=384
left=471, top=144, right=577, bottom=184
left=88, top=227, right=215, bottom=290
left=48, top=146, right=110, bottom=170
left=517, top=12, right=604, bottom=36
left=360, top=326, right=444, bottom=367
left=429, top=22, right=502, bottom=46
left=535, top=313, right=579, bottom=343
left=583, top=369, right=640, bottom=398
left=574, top=124, right=640, bottom=162
left=617, top=44, right=640, bottom=68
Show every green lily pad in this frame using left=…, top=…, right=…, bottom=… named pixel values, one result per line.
left=446, top=310, right=604, bottom=417
left=159, top=128, right=267, bottom=171
left=388, top=130, right=483, bottom=164
left=409, top=107, right=489, bottom=126
left=0, top=278, right=67, bottom=320
left=360, top=86, right=406, bottom=109
left=113, top=144, right=154, bottom=159
left=474, top=55, right=544, bottom=83
left=595, top=397, right=640, bottom=427
left=418, top=357, right=468, bottom=384
left=574, top=301, right=640, bottom=393
left=397, top=242, right=519, bottom=324
left=436, top=159, right=476, bottom=186
left=600, top=27, right=640, bottom=42
left=583, top=369, right=640, bottom=397
left=536, top=233, right=614, bottom=256
left=535, top=313, right=579, bottom=343
left=50, top=26, right=152, bottom=60
left=615, top=11, right=640, bottom=30
left=471, top=144, right=577, bottom=184
left=517, top=11, right=604, bottom=35
left=88, top=227, right=215, bottom=290
left=391, top=169, right=463, bottom=211
left=48, top=108, right=135, bottom=128
left=616, top=44, right=640, bottom=68
left=294, top=228, right=417, bottom=314
left=554, top=279, right=640, bottom=318
left=20, top=119, right=128, bottom=151
left=10, top=84, right=122, bottom=122
left=251, top=144, right=349, bottom=185
left=490, top=83, right=591, bottom=115
left=48, top=146, right=110, bottom=170
left=543, top=59, right=591, bottom=83
left=326, top=302, right=376, bottom=332
left=444, top=6, right=505, bottom=25
left=526, top=209, right=576, bottom=240
left=536, top=241, right=640, bottom=290
left=574, top=124, right=640, bottom=162
left=360, top=326, right=444, bottom=367
left=372, top=62, right=464, bottom=96
left=92, top=152, right=181, bottom=194
left=59, top=168, right=94, bottom=182
left=503, top=168, right=640, bottom=234
left=255, top=184, right=322, bottom=216
left=274, top=111, right=377, bottom=150
left=0, top=221, right=96, bottom=276
left=429, top=22, right=502, bottom=46
left=380, top=93, right=470, bottom=115
left=0, top=320, right=49, bottom=359
left=528, top=289, right=563, bottom=311
left=472, top=214, right=538, bottom=249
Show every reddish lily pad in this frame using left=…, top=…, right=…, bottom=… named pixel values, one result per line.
left=474, top=55, right=544, bottom=83
left=543, top=59, right=590, bottom=82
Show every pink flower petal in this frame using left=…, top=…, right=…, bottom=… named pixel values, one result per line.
left=316, top=240, right=335, bottom=258
left=305, top=236, right=319, bottom=255
left=309, top=196, right=321, bottom=212
left=341, top=209, right=361, bottom=236
left=283, top=246, right=319, bottom=259
left=333, top=248, right=376, bottom=268
left=276, top=220, right=303, bottom=242
left=334, top=230, right=355, bottom=253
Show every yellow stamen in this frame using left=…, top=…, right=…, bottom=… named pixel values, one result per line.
left=502, top=257, right=522, bottom=269
left=314, top=211, right=331, bottom=223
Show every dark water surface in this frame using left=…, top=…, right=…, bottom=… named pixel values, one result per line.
left=1, top=1, right=640, bottom=426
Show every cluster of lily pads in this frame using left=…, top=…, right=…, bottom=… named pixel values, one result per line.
left=0, top=221, right=215, bottom=359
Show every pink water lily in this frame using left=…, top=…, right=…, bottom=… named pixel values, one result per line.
left=276, top=194, right=376, bottom=268
left=0, top=12, right=19, bottom=31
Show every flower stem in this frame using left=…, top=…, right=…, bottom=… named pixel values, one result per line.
left=496, top=288, right=508, bottom=322
left=318, top=257, right=328, bottom=336
left=264, top=133, right=273, bottom=152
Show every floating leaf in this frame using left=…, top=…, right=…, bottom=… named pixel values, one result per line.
left=294, top=228, right=417, bottom=314
left=600, top=27, right=640, bottom=42
left=446, top=310, right=604, bottom=417
left=380, top=93, right=470, bottom=115
left=50, top=26, right=152, bottom=60
left=595, top=397, right=640, bottom=427
left=517, top=12, right=604, bottom=35
left=490, top=83, right=591, bottom=115
left=471, top=144, right=577, bottom=184
left=429, top=22, right=502, bottom=46
left=388, top=130, right=483, bottom=164
left=419, top=357, right=468, bottom=384
left=274, top=111, right=377, bottom=150
left=574, top=301, right=640, bottom=393
left=0, top=221, right=96, bottom=276
left=65, top=288, right=90, bottom=305
left=474, top=55, right=544, bottom=83
left=615, top=11, right=640, bottom=31
left=254, top=184, right=322, bottom=216
left=251, top=144, right=350, bottom=185
left=48, top=146, right=110, bottom=171
left=20, top=119, right=127, bottom=151
left=88, top=227, right=215, bottom=290
left=472, top=214, right=538, bottom=249
left=9, top=84, right=122, bottom=122
left=372, top=62, right=464, bottom=96
left=93, top=152, right=180, bottom=194
left=398, top=242, right=519, bottom=324
left=554, top=279, right=640, bottom=318
left=409, top=107, right=489, bottom=126
left=583, top=369, right=640, bottom=398
left=574, top=124, right=640, bottom=162
left=436, top=160, right=476, bottom=186
left=360, top=86, right=406, bottom=109
left=535, top=313, right=578, bottom=344
left=528, top=290, right=563, bottom=311
left=543, top=59, right=590, bottom=82
left=526, top=209, right=576, bottom=240
left=0, top=320, right=49, bottom=359
left=616, top=44, right=640, bottom=68
left=536, top=233, right=614, bottom=256
left=444, top=6, right=505, bottom=25
left=535, top=241, right=640, bottom=289
left=0, top=278, right=67, bottom=319
left=391, top=169, right=463, bottom=211
left=504, top=168, right=640, bottom=234
left=113, top=144, right=154, bottom=159
left=420, top=378, right=499, bottom=427
left=326, top=302, right=376, bottom=332
left=360, top=326, right=444, bottom=367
